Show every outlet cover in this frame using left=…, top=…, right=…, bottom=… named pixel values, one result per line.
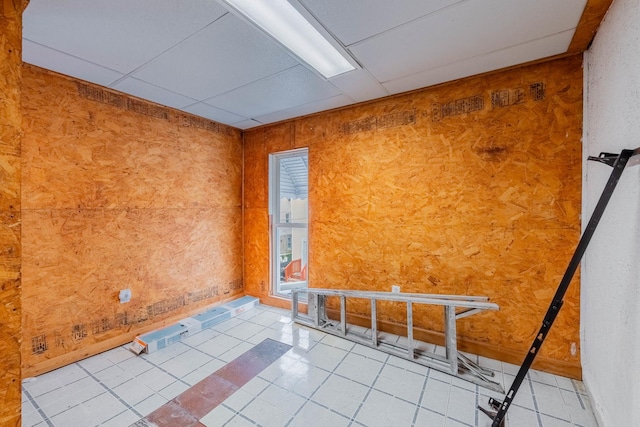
left=119, top=289, right=132, bottom=303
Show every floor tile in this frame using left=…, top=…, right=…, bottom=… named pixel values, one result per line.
left=224, top=414, right=259, bottom=427
left=220, top=389, right=254, bottom=412
left=287, top=400, right=350, bottom=427
left=104, top=346, right=136, bottom=365
left=199, top=404, right=236, bottom=427
left=334, top=352, right=384, bottom=386
left=140, top=342, right=191, bottom=365
left=22, top=363, right=88, bottom=398
left=355, top=389, right=416, bottom=427
left=77, top=353, right=115, bottom=374
left=112, top=378, right=156, bottom=407
left=289, top=365, right=330, bottom=398
left=311, top=373, right=368, bottom=418
left=374, top=363, right=425, bottom=404
left=81, top=391, right=130, bottom=425
left=182, top=359, right=227, bottom=386
left=157, top=380, right=191, bottom=401
left=415, top=407, right=446, bottom=426
left=197, top=334, right=244, bottom=358
left=94, top=365, right=135, bottom=389
left=136, top=367, right=177, bottom=392
left=21, top=398, right=46, bottom=427
left=160, top=348, right=213, bottom=378
left=22, top=304, right=599, bottom=427
left=218, top=342, right=256, bottom=363
left=226, top=321, right=265, bottom=341
left=259, top=383, right=306, bottom=415
left=421, top=377, right=451, bottom=415
left=100, top=409, right=141, bottom=426
left=446, top=387, right=476, bottom=426
left=38, top=376, right=105, bottom=418
left=143, top=400, right=201, bottom=427
left=239, top=397, right=292, bottom=427
left=180, top=328, right=220, bottom=347
left=134, top=393, right=168, bottom=417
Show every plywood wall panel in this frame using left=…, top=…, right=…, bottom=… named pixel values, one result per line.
left=22, top=69, right=241, bottom=210
left=243, top=129, right=267, bottom=210
left=21, top=207, right=242, bottom=367
left=244, top=55, right=583, bottom=375
left=21, top=66, right=243, bottom=374
left=0, top=2, right=22, bottom=424
left=264, top=122, right=294, bottom=154
left=243, top=208, right=269, bottom=297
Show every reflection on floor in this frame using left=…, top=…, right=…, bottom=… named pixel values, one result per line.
left=22, top=304, right=598, bottom=427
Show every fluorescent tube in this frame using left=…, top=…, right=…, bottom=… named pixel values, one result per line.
left=219, top=0, right=355, bottom=78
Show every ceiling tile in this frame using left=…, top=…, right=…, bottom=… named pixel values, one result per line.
left=254, top=94, right=353, bottom=124
left=383, top=30, right=575, bottom=95
left=23, top=0, right=228, bottom=74
left=329, top=69, right=389, bottom=102
left=131, top=14, right=298, bottom=100
left=300, top=0, right=463, bottom=45
left=183, top=102, right=247, bottom=125
left=233, top=119, right=264, bottom=130
left=205, top=66, right=342, bottom=119
left=111, top=77, right=197, bottom=110
left=350, top=0, right=587, bottom=82
left=22, top=40, right=124, bottom=87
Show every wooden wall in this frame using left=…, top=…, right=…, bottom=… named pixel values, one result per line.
left=0, top=1, right=23, bottom=425
left=21, top=66, right=243, bottom=376
left=244, top=55, right=584, bottom=377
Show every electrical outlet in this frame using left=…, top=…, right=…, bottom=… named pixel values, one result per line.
left=119, top=289, right=132, bottom=303
left=392, top=285, right=400, bottom=293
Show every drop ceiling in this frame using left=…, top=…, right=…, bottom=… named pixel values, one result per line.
left=22, top=0, right=590, bottom=130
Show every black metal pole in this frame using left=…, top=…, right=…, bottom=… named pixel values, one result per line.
left=487, top=148, right=638, bottom=426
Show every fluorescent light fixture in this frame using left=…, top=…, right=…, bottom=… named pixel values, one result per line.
left=219, top=0, right=356, bottom=78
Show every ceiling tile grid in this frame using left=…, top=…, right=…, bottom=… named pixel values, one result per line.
left=22, top=0, right=590, bottom=128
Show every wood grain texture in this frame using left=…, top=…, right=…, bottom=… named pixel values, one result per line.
left=568, top=0, right=615, bottom=53
left=0, top=1, right=22, bottom=425
left=21, top=66, right=243, bottom=374
left=244, top=56, right=584, bottom=376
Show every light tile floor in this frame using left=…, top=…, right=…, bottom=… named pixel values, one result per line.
left=22, top=304, right=598, bottom=427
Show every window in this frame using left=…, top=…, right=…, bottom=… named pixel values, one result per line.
left=269, top=149, right=308, bottom=297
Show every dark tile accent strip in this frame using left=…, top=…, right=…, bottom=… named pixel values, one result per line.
left=132, top=339, right=292, bottom=426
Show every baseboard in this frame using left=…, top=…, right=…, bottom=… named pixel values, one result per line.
left=21, top=294, right=245, bottom=379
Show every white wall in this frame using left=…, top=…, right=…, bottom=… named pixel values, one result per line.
left=583, top=0, right=640, bottom=425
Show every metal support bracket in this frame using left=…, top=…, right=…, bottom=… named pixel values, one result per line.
left=481, top=147, right=640, bottom=426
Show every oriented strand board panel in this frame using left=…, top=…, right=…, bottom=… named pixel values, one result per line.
left=0, top=1, right=23, bottom=425
left=568, top=0, right=615, bottom=53
left=21, top=66, right=243, bottom=375
left=244, top=55, right=583, bottom=376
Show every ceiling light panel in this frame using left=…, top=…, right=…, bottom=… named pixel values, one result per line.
left=217, top=0, right=357, bottom=78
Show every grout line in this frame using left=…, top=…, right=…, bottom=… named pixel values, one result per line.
left=571, top=379, right=587, bottom=410
left=475, top=384, right=480, bottom=427
left=100, top=408, right=137, bottom=426
left=347, top=353, right=390, bottom=426
left=76, top=363, right=144, bottom=418
left=285, top=340, right=353, bottom=426
left=134, top=353, right=192, bottom=388
left=411, top=367, right=431, bottom=426
left=23, top=388, right=55, bottom=427
left=527, top=373, right=545, bottom=427
left=24, top=306, right=599, bottom=427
